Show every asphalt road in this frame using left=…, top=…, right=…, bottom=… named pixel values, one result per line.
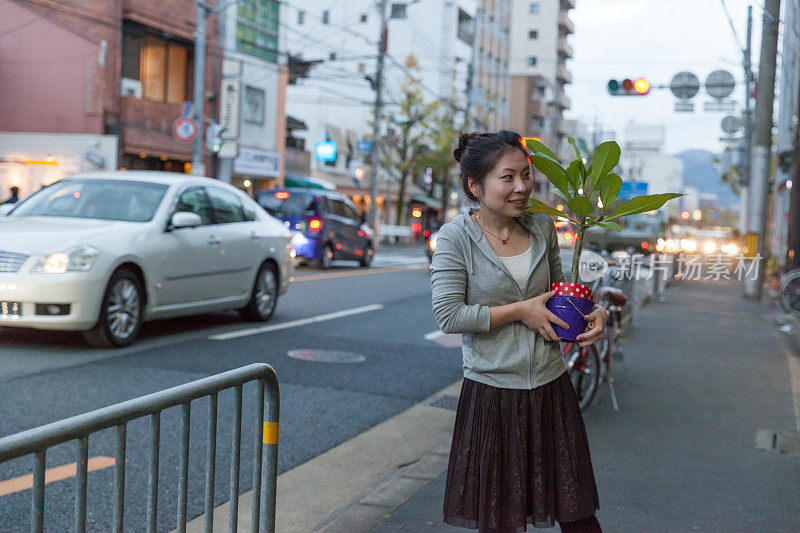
left=0, top=246, right=455, bottom=531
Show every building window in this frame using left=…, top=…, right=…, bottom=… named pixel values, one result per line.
left=360, top=13, right=368, bottom=23
left=531, top=116, right=545, bottom=129
left=457, top=8, right=474, bottom=44
left=322, top=10, right=329, bottom=24
left=236, top=0, right=279, bottom=63
left=390, top=3, right=407, bottom=19
left=527, top=56, right=537, bottom=67
left=121, top=23, right=192, bottom=105
left=297, top=10, right=304, bottom=24
left=244, top=86, right=265, bottom=125
left=530, top=3, right=540, bottom=14
left=528, top=29, right=538, bottom=39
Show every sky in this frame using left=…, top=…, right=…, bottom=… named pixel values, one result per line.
left=568, top=0, right=768, bottom=155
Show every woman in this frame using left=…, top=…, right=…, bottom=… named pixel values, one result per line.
left=430, top=131, right=607, bottom=532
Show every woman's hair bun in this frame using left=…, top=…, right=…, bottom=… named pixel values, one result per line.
left=453, top=132, right=480, bottom=164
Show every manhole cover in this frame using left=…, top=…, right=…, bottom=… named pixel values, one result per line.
left=287, top=349, right=366, bottom=363
left=430, top=395, right=460, bottom=411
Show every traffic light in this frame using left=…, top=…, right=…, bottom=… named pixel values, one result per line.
left=607, top=78, right=650, bottom=96
left=206, top=123, right=224, bottom=153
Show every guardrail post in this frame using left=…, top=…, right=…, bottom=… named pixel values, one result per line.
left=260, top=378, right=280, bottom=533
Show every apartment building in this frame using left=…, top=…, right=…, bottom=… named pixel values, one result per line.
left=508, top=0, right=574, bottom=159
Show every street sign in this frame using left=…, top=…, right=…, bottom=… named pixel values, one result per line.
left=705, top=69, right=736, bottom=99
left=173, top=117, right=198, bottom=143
left=674, top=101, right=694, bottom=112
left=670, top=71, right=700, bottom=100
left=355, top=140, right=373, bottom=153
left=721, top=115, right=740, bottom=134
left=314, top=141, right=337, bottom=162
left=704, top=100, right=736, bottom=112
left=618, top=181, right=648, bottom=201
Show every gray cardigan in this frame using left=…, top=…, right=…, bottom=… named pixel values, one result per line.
left=430, top=211, right=567, bottom=389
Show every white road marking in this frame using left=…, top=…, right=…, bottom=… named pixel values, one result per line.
left=424, top=330, right=445, bottom=341
left=209, top=304, right=384, bottom=341
left=786, top=348, right=800, bottom=432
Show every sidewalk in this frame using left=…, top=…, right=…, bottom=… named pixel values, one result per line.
left=184, top=278, right=800, bottom=531
left=365, top=279, right=800, bottom=531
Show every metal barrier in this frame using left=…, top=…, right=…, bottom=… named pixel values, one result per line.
left=0, top=363, right=279, bottom=533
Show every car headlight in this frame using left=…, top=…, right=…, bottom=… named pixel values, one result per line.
left=428, top=237, right=437, bottom=252
left=31, top=245, right=100, bottom=274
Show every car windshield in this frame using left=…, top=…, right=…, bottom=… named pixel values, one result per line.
left=259, top=191, right=316, bottom=217
left=10, top=179, right=169, bottom=222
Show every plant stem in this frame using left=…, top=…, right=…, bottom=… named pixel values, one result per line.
left=571, top=226, right=585, bottom=284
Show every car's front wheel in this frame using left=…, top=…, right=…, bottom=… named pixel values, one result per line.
left=359, top=245, right=374, bottom=267
left=83, top=268, right=144, bottom=348
left=240, top=262, right=279, bottom=322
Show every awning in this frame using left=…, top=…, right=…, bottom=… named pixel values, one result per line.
left=325, top=125, right=347, bottom=159
left=284, top=175, right=336, bottom=190
left=410, top=194, right=442, bottom=209
left=287, top=115, right=308, bottom=131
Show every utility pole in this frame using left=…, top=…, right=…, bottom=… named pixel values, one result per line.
left=464, top=8, right=480, bottom=131
left=743, top=0, right=782, bottom=299
left=739, top=5, right=754, bottom=235
left=368, top=0, right=387, bottom=232
left=191, top=0, right=208, bottom=176
left=786, top=83, right=800, bottom=270
left=772, top=0, right=800, bottom=258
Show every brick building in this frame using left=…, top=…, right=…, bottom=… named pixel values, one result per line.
left=0, top=0, right=220, bottom=195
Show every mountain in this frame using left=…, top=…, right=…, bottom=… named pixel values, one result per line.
left=675, top=149, right=740, bottom=209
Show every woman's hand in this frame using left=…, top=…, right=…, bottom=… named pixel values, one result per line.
left=576, top=305, right=608, bottom=347
left=517, top=290, right=570, bottom=342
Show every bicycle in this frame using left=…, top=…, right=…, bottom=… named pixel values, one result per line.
left=561, top=263, right=629, bottom=412
left=779, top=268, right=800, bottom=317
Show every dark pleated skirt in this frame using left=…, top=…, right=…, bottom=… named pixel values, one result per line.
left=443, top=371, right=600, bottom=532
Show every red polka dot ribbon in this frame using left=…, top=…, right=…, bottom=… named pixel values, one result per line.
left=550, top=282, right=592, bottom=299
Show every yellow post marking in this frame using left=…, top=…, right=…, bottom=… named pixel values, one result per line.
left=263, top=422, right=279, bottom=444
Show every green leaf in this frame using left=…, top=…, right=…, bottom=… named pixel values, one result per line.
left=552, top=187, right=570, bottom=202
left=567, top=196, right=594, bottom=219
left=525, top=199, right=578, bottom=223
left=587, top=141, right=621, bottom=192
left=598, top=172, right=623, bottom=209
left=597, top=220, right=622, bottom=231
left=604, top=193, right=683, bottom=220
left=525, top=139, right=558, bottom=160
left=567, top=137, right=583, bottom=163
left=530, top=154, right=570, bottom=198
left=565, top=160, right=582, bottom=191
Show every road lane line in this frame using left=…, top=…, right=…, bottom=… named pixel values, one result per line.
left=424, top=330, right=445, bottom=341
left=209, top=304, right=384, bottom=341
left=0, top=456, right=115, bottom=497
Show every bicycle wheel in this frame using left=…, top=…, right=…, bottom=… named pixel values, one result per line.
left=565, top=343, right=601, bottom=412
left=780, top=270, right=800, bottom=317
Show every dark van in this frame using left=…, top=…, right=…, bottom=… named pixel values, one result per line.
left=256, top=188, right=375, bottom=268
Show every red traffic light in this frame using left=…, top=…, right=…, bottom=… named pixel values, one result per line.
left=354, top=167, right=364, bottom=180
left=621, top=78, right=634, bottom=91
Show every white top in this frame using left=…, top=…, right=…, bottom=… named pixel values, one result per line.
left=499, top=246, right=532, bottom=291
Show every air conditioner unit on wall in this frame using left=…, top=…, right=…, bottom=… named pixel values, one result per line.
left=120, top=78, right=142, bottom=98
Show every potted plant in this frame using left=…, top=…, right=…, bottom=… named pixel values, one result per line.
left=524, top=138, right=681, bottom=341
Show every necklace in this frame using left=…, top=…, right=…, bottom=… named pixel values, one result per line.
left=475, top=212, right=514, bottom=245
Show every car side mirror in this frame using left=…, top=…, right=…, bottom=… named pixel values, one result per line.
left=0, top=204, right=14, bottom=216
left=169, top=211, right=203, bottom=230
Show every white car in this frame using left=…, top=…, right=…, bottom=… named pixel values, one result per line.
left=0, top=171, right=294, bottom=347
